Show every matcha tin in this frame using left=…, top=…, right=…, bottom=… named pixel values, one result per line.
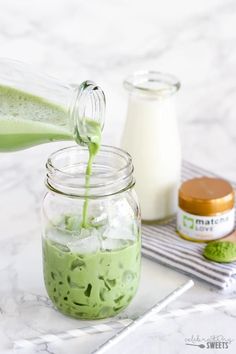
left=177, top=177, right=235, bottom=242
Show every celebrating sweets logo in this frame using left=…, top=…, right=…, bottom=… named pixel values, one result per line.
left=185, top=335, right=234, bottom=350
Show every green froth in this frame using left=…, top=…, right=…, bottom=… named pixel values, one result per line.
left=0, top=85, right=72, bottom=151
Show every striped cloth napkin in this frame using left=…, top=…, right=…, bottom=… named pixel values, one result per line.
left=142, top=161, right=236, bottom=289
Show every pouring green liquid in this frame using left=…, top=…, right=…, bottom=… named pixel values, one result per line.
left=0, top=84, right=101, bottom=226
left=0, top=85, right=73, bottom=151
left=1, top=84, right=140, bottom=319
left=81, top=120, right=101, bottom=228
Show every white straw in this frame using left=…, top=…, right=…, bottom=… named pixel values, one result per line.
left=14, top=288, right=236, bottom=350
left=92, top=279, right=194, bottom=354
left=152, top=297, right=236, bottom=320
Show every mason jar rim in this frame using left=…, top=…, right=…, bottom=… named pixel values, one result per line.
left=123, top=70, right=180, bottom=98
left=46, top=145, right=135, bottom=198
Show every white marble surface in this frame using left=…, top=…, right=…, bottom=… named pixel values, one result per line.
left=1, top=0, right=236, bottom=353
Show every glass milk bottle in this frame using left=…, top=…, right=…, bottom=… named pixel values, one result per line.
left=121, top=71, right=181, bottom=223
left=0, top=58, right=105, bottom=151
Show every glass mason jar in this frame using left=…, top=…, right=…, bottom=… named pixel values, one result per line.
left=42, top=145, right=141, bottom=320
left=121, top=71, right=181, bottom=224
left=0, top=58, right=105, bottom=151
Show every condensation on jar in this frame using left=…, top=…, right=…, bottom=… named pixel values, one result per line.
left=177, top=177, right=235, bottom=242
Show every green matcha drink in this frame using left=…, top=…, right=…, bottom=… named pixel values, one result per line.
left=1, top=63, right=138, bottom=321
left=0, top=75, right=140, bottom=320
left=0, top=118, right=72, bottom=151
left=80, top=120, right=101, bottom=227
left=42, top=145, right=141, bottom=320
left=0, top=85, right=73, bottom=151
left=43, top=235, right=140, bottom=319
left=0, top=84, right=101, bottom=226
left=0, top=84, right=102, bottom=152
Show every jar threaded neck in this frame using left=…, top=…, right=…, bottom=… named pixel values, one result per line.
left=46, top=145, right=135, bottom=198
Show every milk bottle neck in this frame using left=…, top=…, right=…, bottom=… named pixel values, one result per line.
left=123, top=71, right=180, bottom=98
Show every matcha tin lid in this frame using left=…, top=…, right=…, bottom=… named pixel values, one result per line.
left=177, top=177, right=235, bottom=242
left=179, top=177, right=234, bottom=216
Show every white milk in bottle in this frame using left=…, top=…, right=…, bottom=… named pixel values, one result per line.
left=121, top=71, right=181, bottom=223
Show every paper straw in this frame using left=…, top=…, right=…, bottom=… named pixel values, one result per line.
left=14, top=287, right=236, bottom=350
left=92, top=279, right=194, bottom=354
left=152, top=296, right=236, bottom=320
left=14, top=319, right=132, bottom=349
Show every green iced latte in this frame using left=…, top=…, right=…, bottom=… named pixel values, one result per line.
left=43, top=233, right=140, bottom=319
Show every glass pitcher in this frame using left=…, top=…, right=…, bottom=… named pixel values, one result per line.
left=0, top=58, right=106, bottom=151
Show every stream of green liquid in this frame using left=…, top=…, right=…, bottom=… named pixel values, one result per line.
left=81, top=121, right=101, bottom=228
left=0, top=84, right=101, bottom=227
